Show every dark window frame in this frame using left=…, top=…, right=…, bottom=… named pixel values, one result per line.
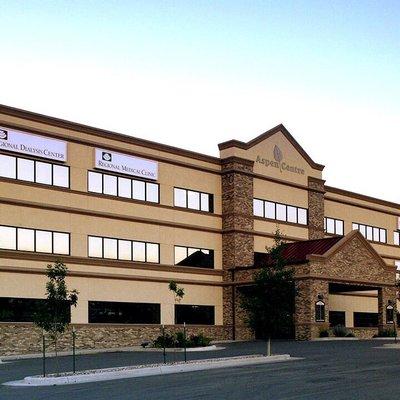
left=0, top=296, right=71, bottom=323
left=88, top=300, right=161, bottom=324
left=0, top=224, right=70, bottom=255
left=324, top=217, right=344, bottom=236
left=315, top=300, right=325, bottom=322
left=0, top=151, right=70, bottom=188
left=353, top=312, right=378, bottom=327
left=173, top=187, right=214, bottom=213
left=253, top=198, right=308, bottom=226
left=174, top=245, right=215, bottom=269
left=87, top=235, right=160, bottom=264
left=352, top=222, right=387, bottom=244
left=175, top=304, right=215, bottom=325
left=87, top=170, right=160, bottom=204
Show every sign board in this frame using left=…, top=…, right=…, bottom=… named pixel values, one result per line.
left=0, top=126, right=67, bottom=162
left=94, top=148, right=158, bottom=180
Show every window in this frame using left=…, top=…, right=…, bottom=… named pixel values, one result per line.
left=88, top=171, right=159, bottom=203
left=254, top=199, right=263, bottom=217
left=174, top=187, right=214, bottom=213
left=17, top=158, right=34, bottom=181
left=0, top=297, right=71, bottom=323
left=103, top=174, right=117, bottom=196
left=0, top=226, right=16, bottom=249
left=354, top=312, right=378, bottom=327
left=0, top=154, right=16, bottom=178
left=394, top=231, right=400, bottom=246
left=175, top=305, right=215, bottom=325
left=88, top=301, right=160, bottom=324
left=315, top=301, right=325, bottom=322
left=352, top=223, right=387, bottom=243
left=329, top=311, right=345, bottom=327
left=118, top=177, right=131, bottom=198
left=0, top=225, right=70, bottom=255
left=324, top=217, right=344, bottom=235
left=0, top=153, right=69, bottom=187
left=386, top=304, right=394, bottom=324
left=35, top=161, right=52, bottom=185
left=88, top=235, right=160, bottom=263
left=253, top=198, right=308, bottom=226
left=174, top=246, right=214, bottom=269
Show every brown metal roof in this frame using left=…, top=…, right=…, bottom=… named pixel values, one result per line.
left=254, top=236, right=343, bottom=267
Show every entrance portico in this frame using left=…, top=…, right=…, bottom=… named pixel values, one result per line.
left=230, top=231, right=397, bottom=340
left=293, top=230, right=397, bottom=340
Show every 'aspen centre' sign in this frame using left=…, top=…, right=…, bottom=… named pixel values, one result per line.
left=256, top=145, right=305, bottom=175
left=0, top=126, right=67, bottom=161
left=94, top=148, right=158, bottom=180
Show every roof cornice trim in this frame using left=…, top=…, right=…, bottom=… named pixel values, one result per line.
left=0, top=104, right=221, bottom=165
left=325, top=185, right=400, bottom=211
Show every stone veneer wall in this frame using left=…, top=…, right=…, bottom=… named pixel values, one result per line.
left=0, top=323, right=232, bottom=356
left=294, top=278, right=329, bottom=340
left=221, top=157, right=254, bottom=340
left=308, top=177, right=325, bottom=240
left=347, top=327, right=378, bottom=339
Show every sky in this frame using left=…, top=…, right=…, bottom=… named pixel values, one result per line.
left=0, top=1, right=399, bottom=202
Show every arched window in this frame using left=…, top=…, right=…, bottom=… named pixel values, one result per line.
left=386, top=304, right=394, bottom=324
left=315, top=300, right=325, bottom=322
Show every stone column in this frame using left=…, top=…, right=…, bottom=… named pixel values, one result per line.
left=294, top=278, right=329, bottom=340
left=378, top=286, right=397, bottom=333
left=221, top=156, right=254, bottom=340
left=308, top=177, right=325, bottom=240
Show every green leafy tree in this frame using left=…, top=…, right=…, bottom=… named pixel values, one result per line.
left=34, top=260, right=79, bottom=366
left=240, top=230, right=295, bottom=339
left=168, top=280, right=185, bottom=303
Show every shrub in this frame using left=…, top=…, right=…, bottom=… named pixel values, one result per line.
left=175, top=331, right=189, bottom=347
left=378, top=328, right=396, bottom=337
left=319, top=329, right=329, bottom=338
left=189, top=333, right=212, bottom=347
left=345, top=332, right=355, bottom=337
left=152, top=332, right=212, bottom=348
left=153, top=333, right=175, bottom=348
left=333, top=325, right=348, bottom=337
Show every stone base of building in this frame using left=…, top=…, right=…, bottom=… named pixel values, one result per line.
left=295, top=322, right=329, bottom=341
left=0, top=323, right=232, bottom=356
left=234, top=325, right=254, bottom=341
left=347, top=327, right=378, bottom=339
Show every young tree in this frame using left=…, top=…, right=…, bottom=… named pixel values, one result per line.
left=34, top=260, right=79, bottom=368
left=168, top=280, right=185, bottom=303
left=240, top=230, right=295, bottom=340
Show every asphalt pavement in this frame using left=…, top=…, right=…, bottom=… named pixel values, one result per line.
left=1, top=340, right=399, bottom=400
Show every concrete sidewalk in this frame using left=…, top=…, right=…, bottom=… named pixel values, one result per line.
left=4, top=354, right=297, bottom=387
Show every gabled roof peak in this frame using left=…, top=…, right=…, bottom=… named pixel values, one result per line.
left=218, top=124, right=324, bottom=171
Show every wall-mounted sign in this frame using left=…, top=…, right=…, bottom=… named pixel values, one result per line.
left=94, top=148, right=158, bottom=180
left=0, top=126, right=67, bottom=161
left=255, top=145, right=305, bottom=175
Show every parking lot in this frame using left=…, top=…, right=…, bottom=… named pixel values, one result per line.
left=1, top=340, right=400, bottom=400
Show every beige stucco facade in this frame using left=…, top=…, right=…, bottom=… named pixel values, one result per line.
left=0, top=105, right=399, bottom=353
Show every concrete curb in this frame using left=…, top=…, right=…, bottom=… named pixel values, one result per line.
left=0, top=345, right=224, bottom=361
left=3, top=354, right=297, bottom=387
left=312, top=337, right=359, bottom=341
